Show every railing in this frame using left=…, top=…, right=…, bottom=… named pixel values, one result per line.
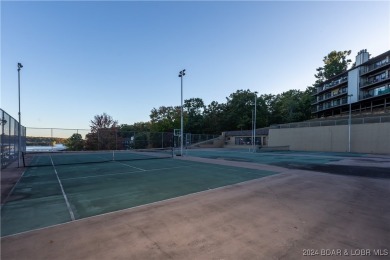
left=313, top=91, right=348, bottom=105
left=270, top=115, right=390, bottom=129
left=360, top=58, right=389, bottom=76
left=1, top=109, right=26, bottom=168
left=313, top=98, right=348, bottom=112
left=360, top=74, right=390, bottom=88
left=360, top=87, right=390, bottom=100
left=315, top=76, right=348, bottom=94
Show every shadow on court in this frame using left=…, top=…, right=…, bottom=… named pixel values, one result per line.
left=270, top=162, right=390, bottom=179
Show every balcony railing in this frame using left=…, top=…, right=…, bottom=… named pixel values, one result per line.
left=312, top=98, right=348, bottom=113
left=360, top=74, right=390, bottom=88
left=315, top=76, right=348, bottom=94
left=313, top=89, right=348, bottom=104
left=360, top=58, right=390, bottom=76
left=360, top=87, right=390, bottom=100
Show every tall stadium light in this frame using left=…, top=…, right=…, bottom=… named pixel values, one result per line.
left=178, top=69, right=186, bottom=156
left=251, top=109, right=254, bottom=152
left=253, top=91, right=258, bottom=153
left=348, top=94, right=353, bottom=153
left=17, top=62, right=23, bottom=167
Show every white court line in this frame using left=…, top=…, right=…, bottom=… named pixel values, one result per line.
left=50, top=156, right=75, bottom=221
left=61, top=165, right=194, bottom=181
left=1, top=172, right=285, bottom=239
left=113, top=161, right=146, bottom=171
left=1, top=169, right=27, bottom=209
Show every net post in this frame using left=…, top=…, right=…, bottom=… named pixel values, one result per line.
left=22, top=152, right=25, bottom=167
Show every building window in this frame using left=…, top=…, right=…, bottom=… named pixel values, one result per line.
left=235, top=137, right=252, bottom=145
left=362, top=84, right=390, bottom=98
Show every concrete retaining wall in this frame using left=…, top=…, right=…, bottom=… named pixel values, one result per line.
left=268, top=122, right=390, bottom=154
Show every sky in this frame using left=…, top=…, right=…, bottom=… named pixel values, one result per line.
left=1, top=1, right=389, bottom=132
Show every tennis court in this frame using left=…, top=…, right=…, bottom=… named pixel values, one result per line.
left=1, top=148, right=390, bottom=259
left=185, top=148, right=390, bottom=178
left=1, top=150, right=277, bottom=237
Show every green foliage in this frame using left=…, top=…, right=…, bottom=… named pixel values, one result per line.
left=90, top=112, right=118, bottom=133
left=120, top=122, right=151, bottom=134
left=149, top=106, right=181, bottom=132
left=83, top=50, right=351, bottom=139
left=203, top=101, right=227, bottom=134
left=314, top=50, right=352, bottom=86
left=184, top=98, right=205, bottom=134
left=64, top=133, right=85, bottom=151
left=85, top=113, right=120, bottom=150
left=224, top=90, right=257, bottom=130
left=26, top=137, right=66, bottom=146
left=269, top=90, right=310, bottom=124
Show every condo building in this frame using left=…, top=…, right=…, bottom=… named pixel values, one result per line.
left=312, top=49, right=390, bottom=118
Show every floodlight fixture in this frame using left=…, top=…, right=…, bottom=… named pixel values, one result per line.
left=178, top=69, right=186, bottom=78
left=178, top=69, right=186, bottom=156
left=17, top=62, right=23, bottom=167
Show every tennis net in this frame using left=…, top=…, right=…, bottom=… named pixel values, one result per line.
left=22, top=148, right=174, bottom=167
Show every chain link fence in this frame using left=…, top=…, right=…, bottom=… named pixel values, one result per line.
left=1, top=109, right=26, bottom=168
left=25, top=127, right=219, bottom=151
left=26, top=127, right=89, bottom=147
left=270, top=115, right=390, bottom=129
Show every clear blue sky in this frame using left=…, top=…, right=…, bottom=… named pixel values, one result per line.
left=1, top=1, right=389, bottom=131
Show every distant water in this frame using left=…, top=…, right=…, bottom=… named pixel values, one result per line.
left=26, top=144, right=67, bottom=152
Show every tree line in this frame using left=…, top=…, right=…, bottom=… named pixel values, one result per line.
left=64, top=50, right=352, bottom=150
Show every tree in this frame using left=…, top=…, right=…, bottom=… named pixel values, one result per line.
left=314, top=50, right=352, bottom=87
left=149, top=106, right=181, bottom=132
left=224, top=89, right=258, bottom=130
left=64, top=133, right=85, bottom=151
left=256, top=94, right=274, bottom=128
left=90, top=113, right=118, bottom=133
left=85, top=113, right=120, bottom=150
left=203, top=101, right=227, bottom=134
left=272, top=90, right=308, bottom=123
left=184, top=98, right=205, bottom=134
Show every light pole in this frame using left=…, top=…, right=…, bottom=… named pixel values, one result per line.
left=251, top=109, right=254, bottom=152
left=348, top=94, right=353, bottom=153
left=252, top=92, right=258, bottom=152
left=178, top=69, right=186, bottom=156
left=17, top=63, right=23, bottom=167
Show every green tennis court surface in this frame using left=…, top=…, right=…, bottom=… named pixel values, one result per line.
left=186, top=149, right=390, bottom=178
left=186, top=149, right=363, bottom=165
left=1, top=157, right=276, bottom=237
